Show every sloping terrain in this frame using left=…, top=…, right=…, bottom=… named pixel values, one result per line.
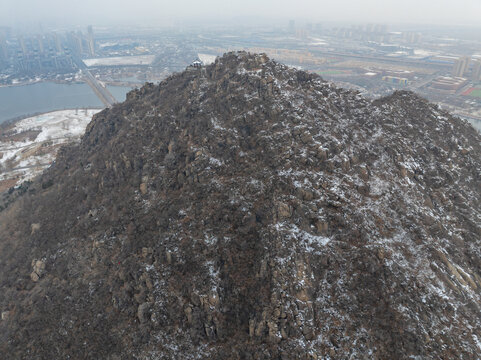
left=0, top=52, right=480, bottom=359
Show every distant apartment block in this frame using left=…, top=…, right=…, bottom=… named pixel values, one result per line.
left=288, top=20, right=295, bottom=34
left=87, top=25, right=95, bottom=57
left=472, top=60, right=481, bottom=82
left=402, top=32, right=421, bottom=44
left=452, top=56, right=470, bottom=77
left=0, top=35, right=7, bottom=61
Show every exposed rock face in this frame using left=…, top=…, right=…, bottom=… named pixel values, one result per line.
left=0, top=52, right=480, bottom=359
left=30, top=259, right=46, bottom=282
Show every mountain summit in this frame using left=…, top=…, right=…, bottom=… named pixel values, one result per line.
left=0, top=52, right=480, bottom=359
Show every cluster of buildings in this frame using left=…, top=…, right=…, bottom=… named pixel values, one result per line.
left=288, top=21, right=392, bottom=42
left=0, top=26, right=96, bottom=78
left=67, top=26, right=96, bottom=57
left=425, top=56, right=481, bottom=94
left=288, top=20, right=323, bottom=40
left=329, top=24, right=391, bottom=43
left=14, top=33, right=75, bottom=74
left=451, top=56, right=481, bottom=81
left=401, top=32, right=422, bottom=44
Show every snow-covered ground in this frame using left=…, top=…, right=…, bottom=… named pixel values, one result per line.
left=83, top=55, right=156, bottom=67
left=198, top=54, right=217, bottom=65
left=308, top=37, right=328, bottom=46
left=0, top=109, right=100, bottom=190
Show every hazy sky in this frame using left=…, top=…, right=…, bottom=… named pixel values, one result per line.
left=1, top=0, right=481, bottom=28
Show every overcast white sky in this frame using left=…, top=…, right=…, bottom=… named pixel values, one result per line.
left=1, top=0, right=481, bottom=28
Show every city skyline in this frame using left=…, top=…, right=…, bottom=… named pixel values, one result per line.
left=2, top=0, right=481, bottom=28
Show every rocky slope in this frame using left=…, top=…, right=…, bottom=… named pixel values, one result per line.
left=0, top=52, right=480, bottom=359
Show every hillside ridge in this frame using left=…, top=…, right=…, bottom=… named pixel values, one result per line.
left=0, top=51, right=480, bottom=359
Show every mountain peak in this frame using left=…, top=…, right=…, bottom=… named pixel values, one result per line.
left=0, top=52, right=480, bottom=359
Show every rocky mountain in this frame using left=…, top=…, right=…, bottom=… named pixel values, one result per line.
left=0, top=52, right=480, bottom=359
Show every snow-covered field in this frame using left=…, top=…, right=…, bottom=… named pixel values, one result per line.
left=83, top=55, right=156, bottom=67
left=0, top=109, right=100, bottom=190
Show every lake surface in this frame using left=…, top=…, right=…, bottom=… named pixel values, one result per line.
left=0, top=82, right=132, bottom=124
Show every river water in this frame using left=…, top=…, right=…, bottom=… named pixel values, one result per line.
left=0, top=82, right=132, bottom=124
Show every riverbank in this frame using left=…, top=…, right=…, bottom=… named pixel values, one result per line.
left=0, top=78, right=85, bottom=88
left=0, top=81, right=132, bottom=124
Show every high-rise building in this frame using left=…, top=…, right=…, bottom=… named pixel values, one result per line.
left=67, top=31, right=83, bottom=55
left=0, top=34, right=7, bottom=61
left=452, top=56, right=471, bottom=77
left=76, top=31, right=84, bottom=54
left=288, top=20, right=295, bottom=34
left=0, top=28, right=9, bottom=65
left=37, top=34, right=44, bottom=53
left=402, top=32, right=421, bottom=44
left=18, top=35, right=27, bottom=56
left=54, top=32, right=62, bottom=53
left=87, top=25, right=95, bottom=57
left=472, top=60, right=481, bottom=82
left=0, top=27, right=11, bottom=41
left=296, top=28, right=308, bottom=39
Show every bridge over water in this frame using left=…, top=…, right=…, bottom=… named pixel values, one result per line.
left=72, top=56, right=117, bottom=108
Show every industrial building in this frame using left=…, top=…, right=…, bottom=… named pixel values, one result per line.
left=382, top=76, right=409, bottom=85
left=430, top=76, right=468, bottom=93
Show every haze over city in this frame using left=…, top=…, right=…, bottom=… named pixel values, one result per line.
left=2, top=0, right=481, bottom=27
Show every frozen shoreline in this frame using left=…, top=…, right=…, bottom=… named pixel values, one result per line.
left=0, top=109, right=101, bottom=192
